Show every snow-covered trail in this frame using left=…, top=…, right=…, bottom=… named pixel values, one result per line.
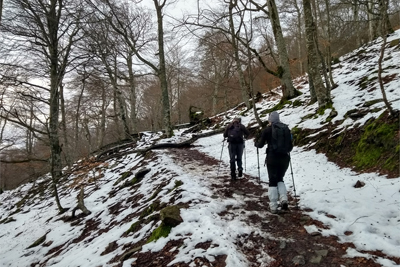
left=147, top=143, right=391, bottom=267
left=195, top=134, right=400, bottom=266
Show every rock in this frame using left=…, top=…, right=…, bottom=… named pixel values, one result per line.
left=310, top=255, right=322, bottom=264
left=160, top=205, right=183, bottom=227
left=278, top=216, right=286, bottom=223
left=315, top=249, right=328, bottom=257
left=310, top=231, right=322, bottom=236
left=135, top=168, right=151, bottom=180
left=279, top=240, right=286, bottom=249
left=354, top=180, right=365, bottom=188
left=292, top=255, right=306, bottom=265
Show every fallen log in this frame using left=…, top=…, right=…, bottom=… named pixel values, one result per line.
left=97, top=128, right=225, bottom=161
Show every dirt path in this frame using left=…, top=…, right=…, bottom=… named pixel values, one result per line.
left=172, top=147, right=391, bottom=267
left=133, top=147, right=393, bottom=266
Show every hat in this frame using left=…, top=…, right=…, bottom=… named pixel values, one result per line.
left=268, top=111, right=280, bottom=123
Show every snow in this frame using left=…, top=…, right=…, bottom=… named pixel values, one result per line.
left=0, top=30, right=399, bottom=267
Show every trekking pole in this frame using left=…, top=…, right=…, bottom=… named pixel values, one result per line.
left=289, top=153, right=299, bottom=209
left=244, top=141, right=246, bottom=172
left=217, top=140, right=225, bottom=178
left=257, top=147, right=260, bottom=183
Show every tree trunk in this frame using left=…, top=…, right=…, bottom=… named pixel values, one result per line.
left=212, top=72, right=221, bottom=116
left=75, top=72, right=86, bottom=154
left=353, top=0, right=361, bottom=46
left=368, top=1, right=377, bottom=41
left=154, top=0, right=172, bottom=137
left=228, top=0, right=250, bottom=109
left=98, top=84, right=106, bottom=149
left=303, top=0, right=330, bottom=107
left=377, top=1, right=396, bottom=117
left=127, top=53, right=137, bottom=134
left=267, top=0, right=297, bottom=100
left=379, top=0, right=394, bottom=34
left=308, top=73, right=317, bottom=104
left=60, top=83, right=72, bottom=168
left=0, top=0, right=3, bottom=23
left=323, top=0, right=337, bottom=88
left=104, top=59, right=130, bottom=140
left=293, top=0, right=304, bottom=75
left=26, top=104, right=34, bottom=155
left=48, top=0, right=64, bottom=213
left=313, top=0, right=332, bottom=92
left=49, top=73, right=64, bottom=213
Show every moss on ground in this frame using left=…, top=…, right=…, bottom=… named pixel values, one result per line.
left=292, top=111, right=398, bottom=177
left=139, top=201, right=161, bottom=219
left=353, top=119, right=398, bottom=171
left=125, top=220, right=142, bottom=235
left=113, top=171, right=133, bottom=186
left=146, top=223, right=172, bottom=243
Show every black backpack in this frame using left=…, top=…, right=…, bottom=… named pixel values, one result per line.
left=227, top=122, right=244, bottom=143
left=270, top=122, right=293, bottom=154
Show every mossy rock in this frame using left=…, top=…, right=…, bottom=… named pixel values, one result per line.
left=389, top=39, right=399, bottom=47
left=160, top=205, right=183, bottom=227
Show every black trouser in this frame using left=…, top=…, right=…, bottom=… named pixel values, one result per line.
left=228, top=142, right=244, bottom=173
left=266, top=152, right=290, bottom=186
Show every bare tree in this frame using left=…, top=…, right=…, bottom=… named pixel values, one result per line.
left=249, top=0, right=299, bottom=101
left=377, top=0, right=396, bottom=117
left=197, top=30, right=235, bottom=115
left=0, top=0, right=84, bottom=212
left=0, top=0, right=3, bottom=23
left=303, top=0, right=331, bottom=107
left=87, top=0, right=173, bottom=136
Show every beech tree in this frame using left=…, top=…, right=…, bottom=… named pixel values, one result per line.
left=303, top=0, right=331, bottom=107
left=197, top=30, right=235, bottom=115
left=0, top=0, right=84, bottom=212
left=88, top=0, right=173, bottom=137
left=249, top=0, right=300, bottom=101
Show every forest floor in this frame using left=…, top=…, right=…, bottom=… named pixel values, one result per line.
left=131, top=147, right=399, bottom=267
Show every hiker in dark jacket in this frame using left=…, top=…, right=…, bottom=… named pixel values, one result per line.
left=223, top=117, right=250, bottom=180
left=254, top=111, right=292, bottom=213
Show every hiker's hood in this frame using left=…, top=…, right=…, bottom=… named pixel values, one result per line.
left=268, top=111, right=280, bottom=123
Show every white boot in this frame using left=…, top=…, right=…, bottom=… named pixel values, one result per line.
left=268, top=187, right=279, bottom=213
left=278, top=182, right=288, bottom=210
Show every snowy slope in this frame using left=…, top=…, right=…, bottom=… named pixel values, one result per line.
left=0, top=30, right=399, bottom=267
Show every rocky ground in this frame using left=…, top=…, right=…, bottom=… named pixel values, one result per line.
left=130, top=147, right=399, bottom=267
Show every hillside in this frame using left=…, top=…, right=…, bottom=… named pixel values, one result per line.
left=0, top=31, right=399, bottom=267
